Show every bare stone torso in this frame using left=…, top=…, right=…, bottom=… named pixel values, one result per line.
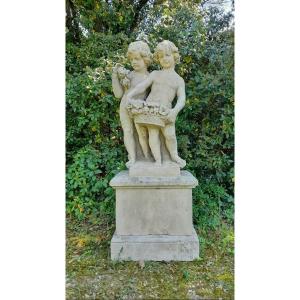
left=146, top=70, right=181, bottom=108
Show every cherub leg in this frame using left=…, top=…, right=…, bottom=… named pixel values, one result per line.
left=148, top=126, right=161, bottom=166
left=120, top=107, right=136, bottom=167
left=161, top=124, right=186, bottom=168
left=135, top=123, right=150, bottom=159
left=123, top=126, right=136, bottom=167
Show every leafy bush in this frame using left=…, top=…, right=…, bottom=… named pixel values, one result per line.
left=66, top=1, right=234, bottom=229
left=66, top=144, right=126, bottom=220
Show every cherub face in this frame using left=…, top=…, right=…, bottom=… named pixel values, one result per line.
left=157, top=49, right=175, bottom=69
left=129, top=51, right=146, bottom=72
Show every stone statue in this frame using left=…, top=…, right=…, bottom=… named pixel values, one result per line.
left=126, top=40, right=186, bottom=168
left=110, top=40, right=199, bottom=261
left=112, top=41, right=152, bottom=167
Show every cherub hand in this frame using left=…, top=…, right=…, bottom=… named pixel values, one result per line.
left=112, top=66, right=119, bottom=74
left=112, top=63, right=122, bottom=74
left=166, top=109, right=178, bottom=123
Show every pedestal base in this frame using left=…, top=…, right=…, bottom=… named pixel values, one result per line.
left=111, top=229, right=199, bottom=261
left=109, top=170, right=200, bottom=261
left=129, top=160, right=180, bottom=177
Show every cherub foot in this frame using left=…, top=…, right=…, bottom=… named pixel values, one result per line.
left=143, top=152, right=150, bottom=160
left=173, top=156, right=186, bottom=168
left=125, top=160, right=135, bottom=168
left=154, top=161, right=162, bottom=167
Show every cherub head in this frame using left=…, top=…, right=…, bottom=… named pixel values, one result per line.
left=126, top=41, right=153, bottom=72
left=153, top=40, right=180, bottom=69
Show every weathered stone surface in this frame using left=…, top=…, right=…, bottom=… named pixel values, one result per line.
left=116, top=188, right=193, bottom=235
left=129, top=160, right=180, bottom=177
left=111, top=229, right=199, bottom=261
left=109, top=170, right=199, bottom=260
left=111, top=171, right=196, bottom=235
left=110, top=170, right=198, bottom=188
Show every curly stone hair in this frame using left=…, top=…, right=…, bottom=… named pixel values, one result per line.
left=126, top=41, right=153, bottom=66
left=153, top=40, right=181, bottom=64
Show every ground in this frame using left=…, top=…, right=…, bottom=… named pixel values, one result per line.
left=66, top=216, right=234, bottom=299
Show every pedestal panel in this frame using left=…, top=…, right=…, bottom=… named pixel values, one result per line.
left=116, top=188, right=193, bottom=235
left=109, top=170, right=199, bottom=261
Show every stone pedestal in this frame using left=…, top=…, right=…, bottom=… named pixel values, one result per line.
left=110, top=170, right=199, bottom=261
left=129, top=161, right=180, bottom=177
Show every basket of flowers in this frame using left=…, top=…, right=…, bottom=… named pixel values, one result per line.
left=127, top=99, right=170, bottom=128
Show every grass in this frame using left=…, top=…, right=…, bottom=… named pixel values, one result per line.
left=66, top=215, right=234, bottom=299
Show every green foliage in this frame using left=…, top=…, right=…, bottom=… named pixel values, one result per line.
left=66, top=1, right=234, bottom=230
left=66, top=145, right=125, bottom=220
left=193, top=182, right=233, bottom=230
left=182, top=269, right=191, bottom=280
left=66, top=0, right=160, bottom=40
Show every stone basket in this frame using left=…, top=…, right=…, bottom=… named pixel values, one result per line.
left=127, top=99, right=169, bottom=128
left=134, top=113, right=165, bottom=127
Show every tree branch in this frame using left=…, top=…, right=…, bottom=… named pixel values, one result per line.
left=66, top=0, right=80, bottom=42
left=128, top=0, right=150, bottom=33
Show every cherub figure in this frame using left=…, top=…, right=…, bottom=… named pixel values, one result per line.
left=126, top=40, right=186, bottom=168
left=112, top=41, right=152, bottom=167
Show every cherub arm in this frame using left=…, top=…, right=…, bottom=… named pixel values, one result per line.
left=174, top=79, right=186, bottom=113
left=112, top=67, right=124, bottom=99
left=167, top=79, right=186, bottom=123
left=126, top=71, right=155, bottom=99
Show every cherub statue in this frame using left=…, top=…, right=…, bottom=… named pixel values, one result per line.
left=126, top=40, right=186, bottom=168
left=112, top=41, right=152, bottom=167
